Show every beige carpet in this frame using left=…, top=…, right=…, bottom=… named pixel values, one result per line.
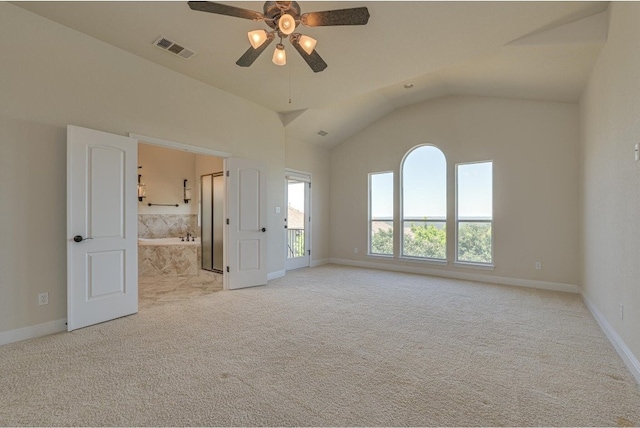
left=1, top=265, right=639, bottom=426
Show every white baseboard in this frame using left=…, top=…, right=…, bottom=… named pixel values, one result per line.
left=328, top=258, right=579, bottom=294
left=581, top=293, right=640, bottom=385
left=267, top=270, right=286, bottom=281
left=310, top=258, right=330, bottom=267
left=0, top=319, right=67, bottom=347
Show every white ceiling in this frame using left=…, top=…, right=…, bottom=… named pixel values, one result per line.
left=15, top=1, right=609, bottom=148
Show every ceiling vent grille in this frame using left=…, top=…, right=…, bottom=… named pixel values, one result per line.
left=153, top=36, right=196, bottom=60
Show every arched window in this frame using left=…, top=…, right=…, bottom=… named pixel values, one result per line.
left=401, top=145, right=447, bottom=260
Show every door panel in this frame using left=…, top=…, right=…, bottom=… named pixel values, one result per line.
left=67, top=125, right=138, bottom=331
left=226, top=158, right=267, bottom=289
left=87, top=251, right=125, bottom=299
left=238, top=169, right=260, bottom=231
left=89, top=146, right=125, bottom=237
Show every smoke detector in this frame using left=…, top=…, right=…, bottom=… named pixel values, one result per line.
left=153, top=36, right=196, bottom=60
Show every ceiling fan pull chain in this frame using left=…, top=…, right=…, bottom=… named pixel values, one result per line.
left=289, top=63, right=292, bottom=104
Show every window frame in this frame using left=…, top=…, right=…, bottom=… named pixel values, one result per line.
left=368, top=170, right=394, bottom=257
left=399, top=144, right=448, bottom=262
left=454, top=160, right=494, bottom=268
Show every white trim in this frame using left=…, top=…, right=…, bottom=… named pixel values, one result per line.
left=399, top=255, right=448, bottom=265
left=581, top=293, right=640, bottom=385
left=129, top=133, right=231, bottom=158
left=0, top=319, right=67, bottom=347
left=454, top=261, right=496, bottom=271
left=267, top=270, right=286, bottom=281
left=329, top=258, right=579, bottom=294
left=285, top=168, right=312, bottom=182
left=310, top=258, right=330, bottom=267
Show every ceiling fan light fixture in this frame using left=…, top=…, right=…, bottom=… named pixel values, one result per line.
left=298, top=35, right=317, bottom=55
left=248, top=30, right=268, bottom=49
left=272, top=43, right=286, bottom=66
left=278, top=13, right=296, bottom=35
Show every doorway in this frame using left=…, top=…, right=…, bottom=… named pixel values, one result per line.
left=285, top=170, right=311, bottom=271
left=137, top=142, right=224, bottom=309
left=68, top=127, right=269, bottom=330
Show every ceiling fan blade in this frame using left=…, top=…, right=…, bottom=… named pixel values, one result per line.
left=290, top=38, right=327, bottom=73
left=236, top=34, right=275, bottom=67
left=188, top=1, right=263, bottom=21
left=301, top=7, right=370, bottom=27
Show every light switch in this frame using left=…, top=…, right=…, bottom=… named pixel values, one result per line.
left=275, top=206, right=281, bottom=214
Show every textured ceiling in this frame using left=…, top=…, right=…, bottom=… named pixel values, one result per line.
left=15, top=1, right=609, bottom=148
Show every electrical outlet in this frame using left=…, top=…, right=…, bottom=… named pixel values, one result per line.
left=38, top=293, right=49, bottom=306
left=535, top=261, right=542, bottom=270
left=354, top=247, right=358, bottom=254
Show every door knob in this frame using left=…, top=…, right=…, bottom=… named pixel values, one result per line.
left=261, top=228, right=266, bottom=232
left=73, top=235, right=93, bottom=242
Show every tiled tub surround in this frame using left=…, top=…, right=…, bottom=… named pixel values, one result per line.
left=138, top=214, right=198, bottom=239
left=139, top=238, right=200, bottom=276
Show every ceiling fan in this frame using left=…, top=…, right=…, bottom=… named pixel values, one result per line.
left=187, top=1, right=370, bottom=72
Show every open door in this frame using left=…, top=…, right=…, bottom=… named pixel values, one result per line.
left=225, top=158, right=268, bottom=289
left=285, top=171, right=311, bottom=270
left=67, top=125, right=138, bottom=331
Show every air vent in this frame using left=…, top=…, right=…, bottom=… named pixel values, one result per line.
left=153, top=36, right=196, bottom=60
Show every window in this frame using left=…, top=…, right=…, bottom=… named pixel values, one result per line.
left=401, top=145, right=447, bottom=260
left=456, top=161, right=493, bottom=264
left=369, top=172, right=394, bottom=256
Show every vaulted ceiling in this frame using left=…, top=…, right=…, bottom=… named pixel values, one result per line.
left=15, top=1, right=609, bottom=148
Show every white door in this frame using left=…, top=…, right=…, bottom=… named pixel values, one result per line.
left=285, top=172, right=311, bottom=270
left=67, top=125, right=138, bottom=331
left=225, top=158, right=268, bottom=290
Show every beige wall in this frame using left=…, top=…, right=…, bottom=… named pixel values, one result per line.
left=579, top=2, right=640, bottom=365
left=285, top=137, right=332, bottom=264
left=330, top=95, right=580, bottom=287
left=138, top=143, right=198, bottom=215
left=0, top=3, right=285, bottom=334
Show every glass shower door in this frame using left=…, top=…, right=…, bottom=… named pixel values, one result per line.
left=201, top=173, right=224, bottom=273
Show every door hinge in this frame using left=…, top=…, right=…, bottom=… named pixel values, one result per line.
left=226, top=266, right=230, bottom=273
left=309, top=216, right=311, bottom=222
left=226, top=170, right=229, bottom=177
left=308, top=249, right=311, bottom=256
left=226, top=218, right=229, bottom=225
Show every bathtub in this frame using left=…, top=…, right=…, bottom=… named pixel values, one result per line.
left=138, top=237, right=200, bottom=276
left=138, top=237, right=200, bottom=246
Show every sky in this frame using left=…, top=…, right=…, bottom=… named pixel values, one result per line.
left=371, top=146, right=492, bottom=220
left=287, top=180, right=306, bottom=212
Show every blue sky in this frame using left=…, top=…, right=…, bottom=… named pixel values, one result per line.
left=371, top=147, right=492, bottom=220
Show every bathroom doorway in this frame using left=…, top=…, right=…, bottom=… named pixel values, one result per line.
left=136, top=141, right=225, bottom=309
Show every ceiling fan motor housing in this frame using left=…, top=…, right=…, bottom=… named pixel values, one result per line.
left=263, top=1, right=301, bottom=33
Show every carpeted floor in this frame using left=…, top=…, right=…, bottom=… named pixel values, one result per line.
left=1, top=265, right=639, bottom=426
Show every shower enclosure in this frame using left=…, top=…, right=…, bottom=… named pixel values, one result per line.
left=201, top=172, right=224, bottom=273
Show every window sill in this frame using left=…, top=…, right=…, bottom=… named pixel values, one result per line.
left=399, top=256, right=449, bottom=266
left=454, top=261, right=495, bottom=271
left=366, top=253, right=394, bottom=259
